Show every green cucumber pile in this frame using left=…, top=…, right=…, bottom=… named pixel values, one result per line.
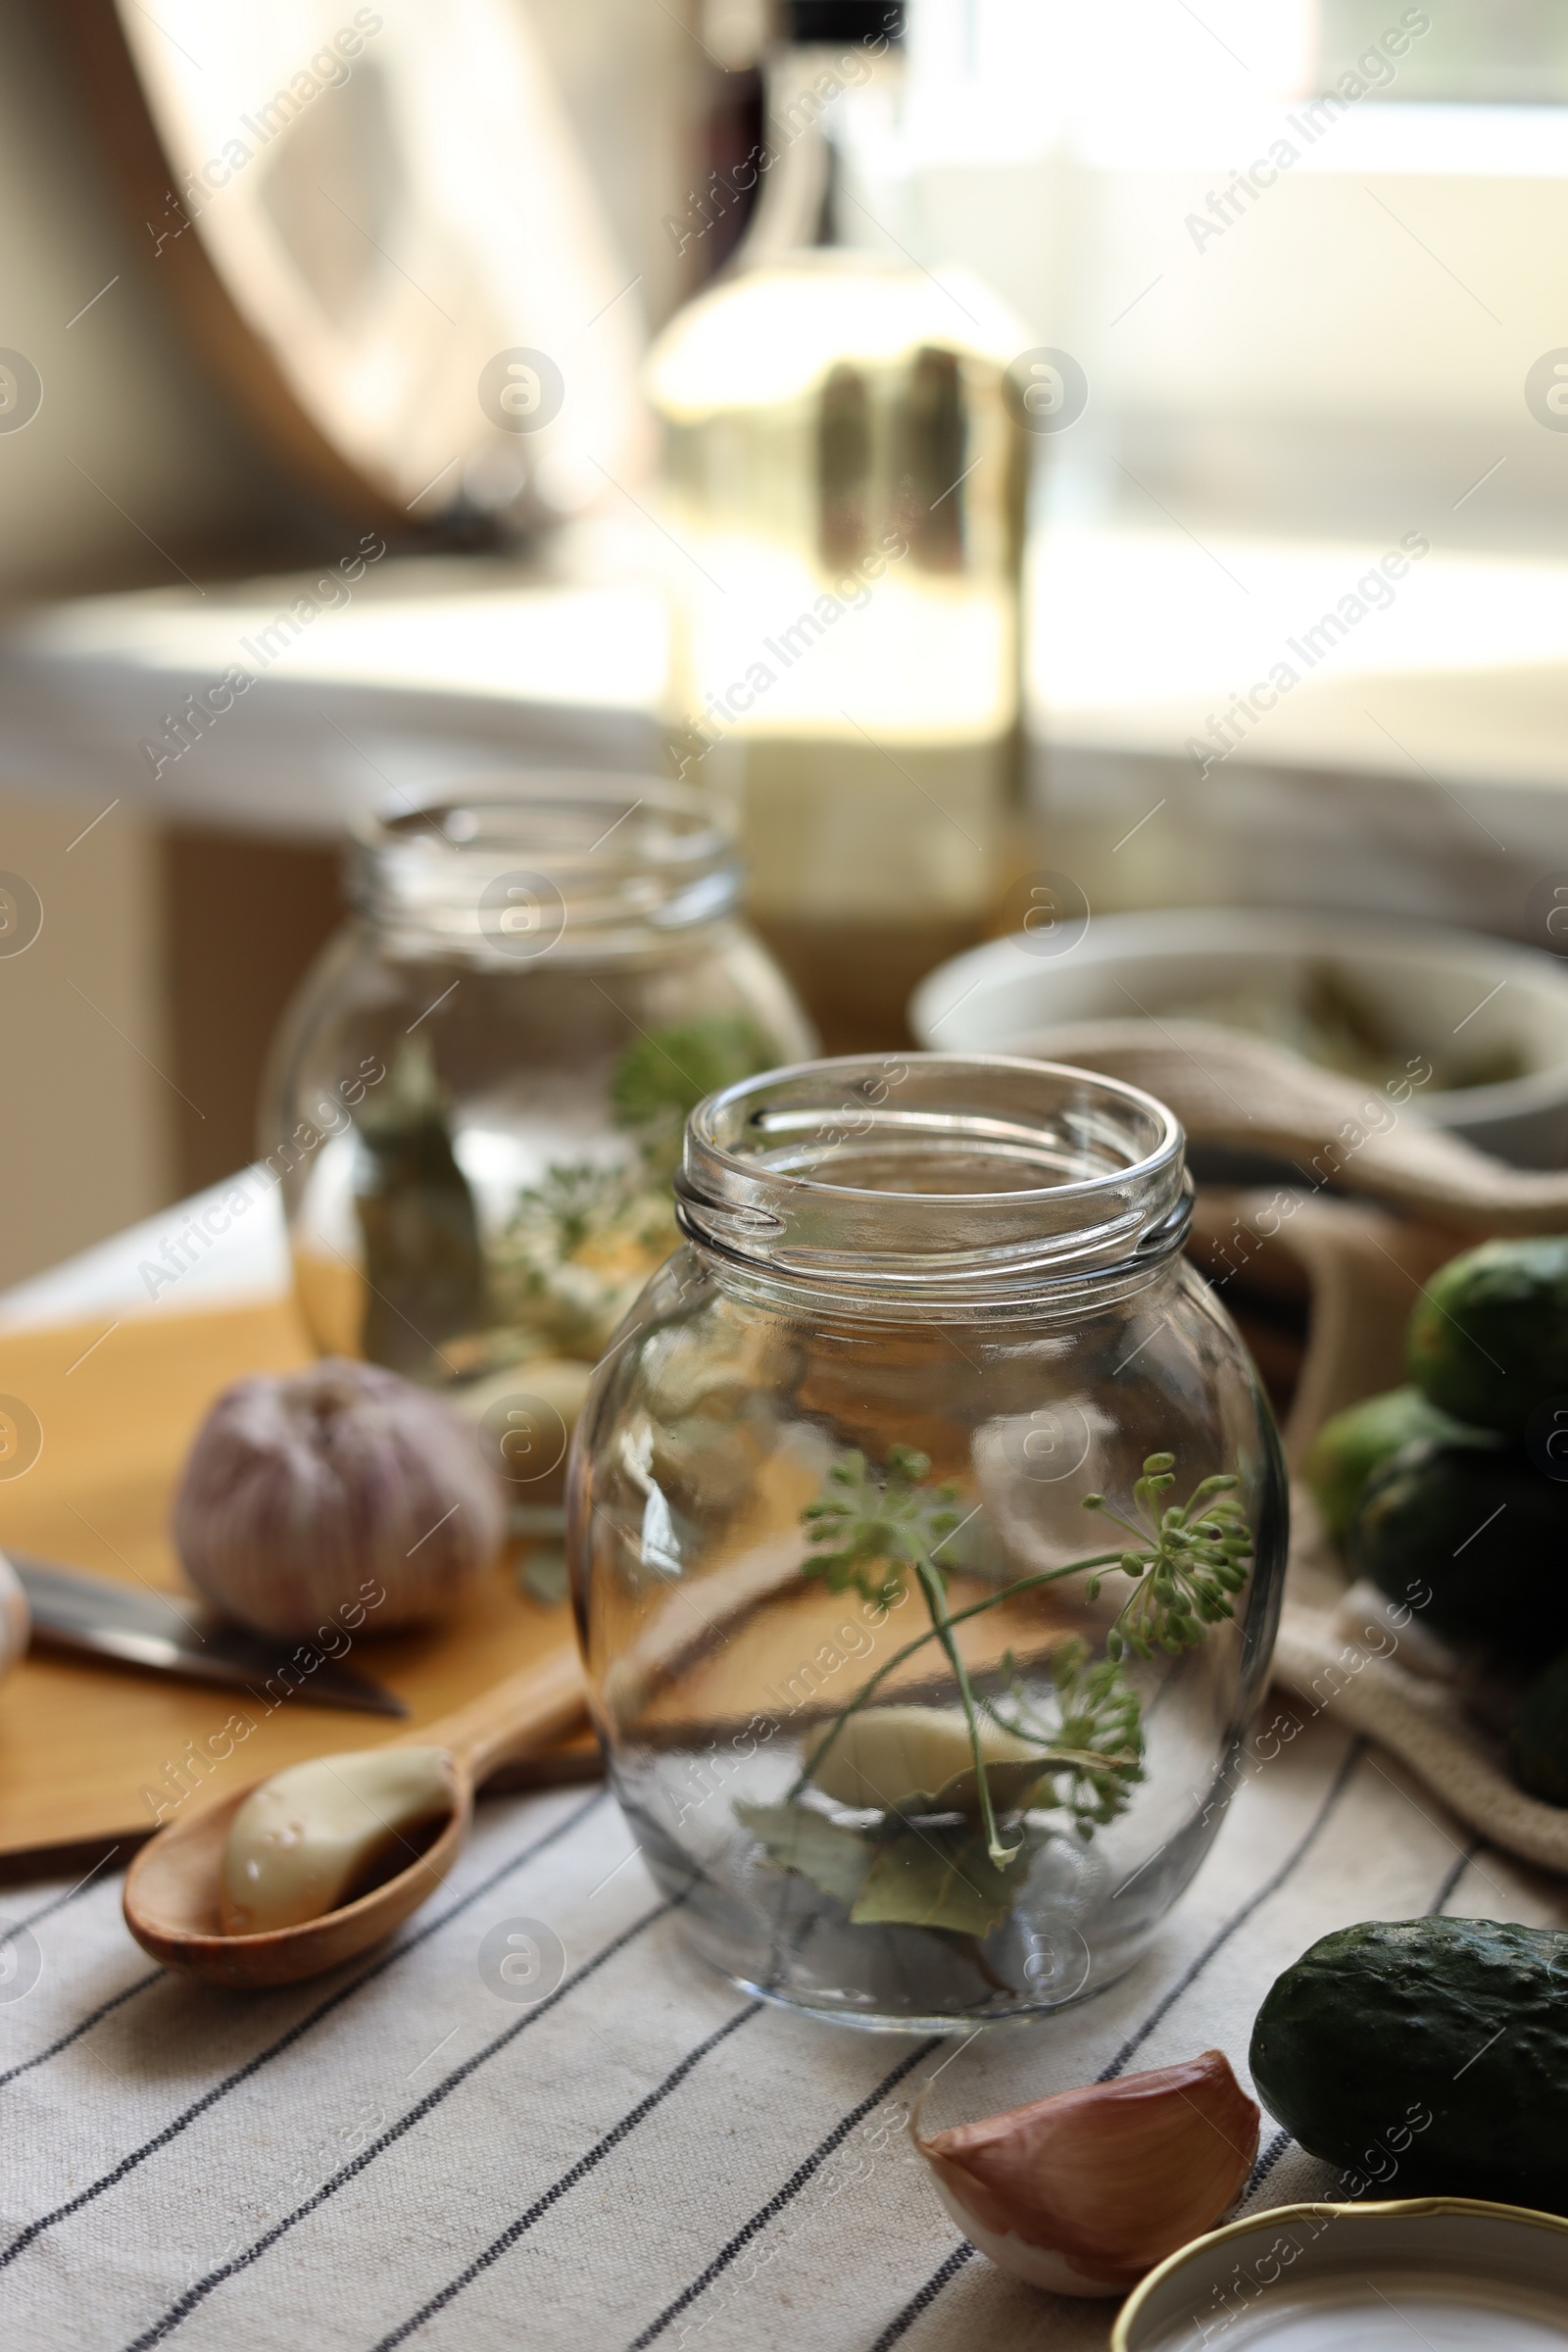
left=1303, top=1235, right=1568, bottom=1803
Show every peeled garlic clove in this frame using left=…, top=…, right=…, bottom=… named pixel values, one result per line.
left=916, top=2050, right=1259, bottom=2296
left=173, top=1359, right=506, bottom=1638
left=808, top=1705, right=1045, bottom=1816
left=220, top=1746, right=456, bottom=1934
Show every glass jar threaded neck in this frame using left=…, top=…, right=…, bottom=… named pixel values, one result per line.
left=674, top=1053, right=1190, bottom=1306
left=347, top=775, right=743, bottom=961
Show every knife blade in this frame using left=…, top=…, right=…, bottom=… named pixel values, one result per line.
left=6, top=1553, right=409, bottom=1717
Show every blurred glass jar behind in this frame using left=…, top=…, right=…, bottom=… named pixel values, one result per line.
left=567, top=1054, right=1287, bottom=2031
left=264, top=778, right=814, bottom=1507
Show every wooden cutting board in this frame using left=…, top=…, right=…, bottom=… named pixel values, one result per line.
left=0, top=1297, right=591, bottom=1880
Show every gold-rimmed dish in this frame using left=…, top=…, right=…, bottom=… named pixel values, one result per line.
left=1113, top=2196, right=1568, bottom=2350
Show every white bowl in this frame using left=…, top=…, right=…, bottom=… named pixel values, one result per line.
left=909, top=908, right=1568, bottom=1169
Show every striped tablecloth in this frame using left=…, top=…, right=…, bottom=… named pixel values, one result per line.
left=3, top=1712, right=1563, bottom=2352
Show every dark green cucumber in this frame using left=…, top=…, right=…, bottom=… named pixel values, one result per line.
left=1348, top=1434, right=1568, bottom=1656
left=1303, top=1386, right=1470, bottom=1544
left=1408, top=1236, right=1568, bottom=1438
left=1251, top=1917, right=1568, bottom=2211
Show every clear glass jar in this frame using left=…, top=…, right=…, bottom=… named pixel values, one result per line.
left=568, top=1054, right=1287, bottom=2031
left=264, top=778, right=815, bottom=1505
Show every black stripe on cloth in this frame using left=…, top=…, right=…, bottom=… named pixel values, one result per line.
left=0, top=1972, right=162, bottom=2092
left=1243, top=2126, right=1294, bottom=2203
left=863, top=1734, right=1368, bottom=2347
left=625, top=2036, right=942, bottom=2350
left=369, top=2001, right=764, bottom=2352
left=1, top=1844, right=124, bottom=1945
left=0, top=1793, right=596, bottom=2100
left=866, top=2244, right=976, bottom=2351
left=120, top=1892, right=683, bottom=2352
left=1426, top=1838, right=1481, bottom=1915
left=0, top=1788, right=606, bottom=2273
left=1097, top=1735, right=1366, bottom=2082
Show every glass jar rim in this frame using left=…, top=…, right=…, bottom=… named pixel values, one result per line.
left=675, top=1052, right=1190, bottom=1302
left=346, top=773, right=743, bottom=956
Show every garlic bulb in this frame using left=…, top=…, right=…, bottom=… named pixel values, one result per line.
left=221, top=1746, right=455, bottom=1933
left=0, top=1551, right=28, bottom=1687
left=173, top=1359, right=505, bottom=1637
left=915, top=2050, right=1259, bottom=2296
left=808, top=1705, right=1045, bottom=1816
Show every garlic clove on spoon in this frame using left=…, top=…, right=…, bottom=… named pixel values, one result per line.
left=808, top=1705, right=1046, bottom=1817
left=914, top=2050, right=1259, bottom=2296
left=220, top=1746, right=457, bottom=1934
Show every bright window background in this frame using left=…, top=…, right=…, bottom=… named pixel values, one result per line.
left=1320, top=0, right=1568, bottom=100
left=868, top=1, right=1568, bottom=814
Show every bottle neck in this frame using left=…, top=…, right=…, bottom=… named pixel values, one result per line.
left=738, top=38, right=905, bottom=270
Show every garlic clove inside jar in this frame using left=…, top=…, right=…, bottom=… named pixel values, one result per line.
left=808, top=1704, right=1046, bottom=1817
left=220, top=1747, right=457, bottom=1934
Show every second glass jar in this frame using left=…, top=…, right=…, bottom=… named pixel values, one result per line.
left=265, top=777, right=815, bottom=1505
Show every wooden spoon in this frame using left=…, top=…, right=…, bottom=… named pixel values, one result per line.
left=122, top=1645, right=589, bottom=1990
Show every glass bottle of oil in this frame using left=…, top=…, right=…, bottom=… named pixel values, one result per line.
left=646, top=0, right=1029, bottom=1049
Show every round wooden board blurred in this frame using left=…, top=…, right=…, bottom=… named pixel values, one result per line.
left=56, top=0, right=645, bottom=530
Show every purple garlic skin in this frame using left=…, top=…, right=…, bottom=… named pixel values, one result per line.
left=173, top=1359, right=506, bottom=1637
